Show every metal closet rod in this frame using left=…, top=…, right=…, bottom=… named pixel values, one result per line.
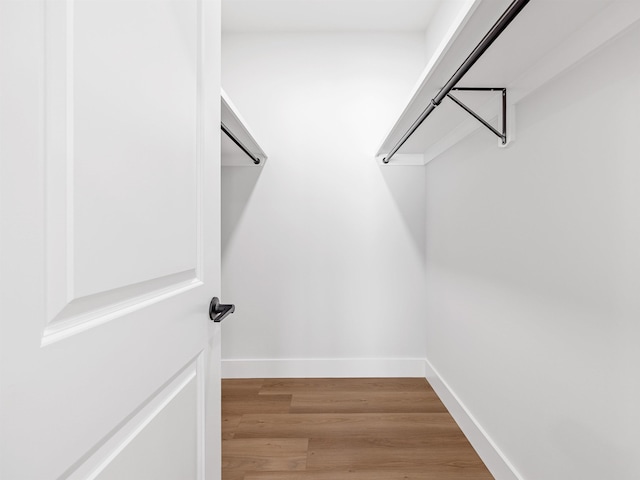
left=383, top=0, right=530, bottom=164
left=221, top=122, right=261, bottom=165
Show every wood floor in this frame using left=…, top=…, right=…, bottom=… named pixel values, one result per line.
left=222, top=378, right=494, bottom=480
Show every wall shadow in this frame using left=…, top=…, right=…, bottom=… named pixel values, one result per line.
left=221, top=165, right=264, bottom=256
left=379, top=165, right=427, bottom=265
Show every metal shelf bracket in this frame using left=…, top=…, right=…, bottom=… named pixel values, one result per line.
left=447, top=87, right=507, bottom=145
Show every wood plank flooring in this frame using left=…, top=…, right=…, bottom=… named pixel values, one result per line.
left=222, top=378, right=494, bottom=479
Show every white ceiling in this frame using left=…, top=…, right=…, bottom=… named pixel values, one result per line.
left=222, top=0, right=448, bottom=33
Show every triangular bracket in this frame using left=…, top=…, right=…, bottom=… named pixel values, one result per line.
left=447, top=87, right=507, bottom=145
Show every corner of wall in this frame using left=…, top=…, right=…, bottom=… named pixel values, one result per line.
left=424, top=358, right=523, bottom=480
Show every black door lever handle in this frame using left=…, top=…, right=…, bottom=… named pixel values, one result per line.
left=209, top=297, right=235, bottom=323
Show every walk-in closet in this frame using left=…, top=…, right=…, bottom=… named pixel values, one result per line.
left=220, top=1, right=640, bottom=479
left=2, top=0, right=638, bottom=478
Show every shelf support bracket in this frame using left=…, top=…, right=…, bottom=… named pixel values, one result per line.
left=447, top=87, right=507, bottom=145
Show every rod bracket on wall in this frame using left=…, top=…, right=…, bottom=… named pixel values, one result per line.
left=447, top=87, right=507, bottom=145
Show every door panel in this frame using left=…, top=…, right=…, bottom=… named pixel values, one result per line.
left=74, top=360, right=201, bottom=480
left=44, top=0, right=203, bottom=342
left=94, top=374, right=198, bottom=480
left=0, top=0, right=222, bottom=478
left=71, top=0, right=198, bottom=298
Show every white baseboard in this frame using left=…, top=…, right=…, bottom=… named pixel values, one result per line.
left=221, top=357, right=426, bottom=379
left=424, top=358, right=523, bottom=480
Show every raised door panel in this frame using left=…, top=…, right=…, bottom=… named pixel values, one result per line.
left=44, top=0, right=203, bottom=344
left=95, top=379, right=199, bottom=480
left=95, top=377, right=198, bottom=480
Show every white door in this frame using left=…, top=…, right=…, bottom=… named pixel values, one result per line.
left=0, top=0, right=222, bottom=478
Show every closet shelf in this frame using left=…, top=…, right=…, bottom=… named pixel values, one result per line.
left=221, top=89, right=267, bottom=166
left=376, top=0, right=640, bottom=165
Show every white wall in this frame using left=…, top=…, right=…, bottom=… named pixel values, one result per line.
left=423, top=0, right=476, bottom=64
left=221, top=33, right=428, bottom=376
left=424, top=22, right=640, bottom=480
